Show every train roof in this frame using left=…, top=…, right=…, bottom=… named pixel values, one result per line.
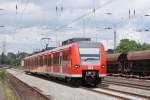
left=24, top=43, right=74, bottom=60
left=24, top=41, right=101, bottom=60
left=62, top=37, right=91, bottom=46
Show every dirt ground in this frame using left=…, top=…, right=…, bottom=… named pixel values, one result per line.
left=0, top=83, right=4, bottom=100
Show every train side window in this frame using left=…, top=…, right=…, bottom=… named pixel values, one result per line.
left=53, top=54, right=55, bottom=66
left=36, top=57, right=38, bottom=66
left=32, top=58, right=34, bottom=67
left=29, top=59, right=31, bottom=66
left=29, top=59, right=30, bottom=67
left=41, top=56, right=44, bottom=66
left=45, top=55, right=47, bottom=66
left=46, top=55, right=49, bottom=66
left=38, top=57, right=39, bottom=66
left=51, top=55, right=53, bottom=66
left=60, top=52, right=63, bottom=66
left=46, top=55, right=48, bottom=66
left=24, top=60, right=26, bottom=66
left=27, top=59, right=29, bottom=67
left=62, top=50, right=69, bottom=67
left=35, top=57, right=37, bottom=67
left=40, top=56, right=42, bottom=66
left=30, top=59, right=31, bottom=67
left=43, top=56, right=46, bottom=66
left=53, top=53, right=60, bottom=66
left=42, top=56, right=44, bottom=66
left=31, top=58, right=33, bottom=66
left=26, top=60, right=27, bottom=66
left=39, top=56, right=41, bottom=66
left=48, top=54, right=51, bottom=66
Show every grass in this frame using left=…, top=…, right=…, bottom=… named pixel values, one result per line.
left=0, top=68, right=5, bottom=81
left=3, top=81, right=16, bottom=100
left=0, top=68, right=16, bottom=100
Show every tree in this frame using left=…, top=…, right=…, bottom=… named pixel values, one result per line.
left=16, top=52, right=28, bottom=66
left=141, top=43, right=150, bottom=50
left=115, top=39, right=150, bottom=53
left=0, top=52, right=28, bottom=67
left=107, top=49, right=114, bottom=54
left=7, top=52, right=16, bottom=65
left=0, top=52, right=8, bottom=65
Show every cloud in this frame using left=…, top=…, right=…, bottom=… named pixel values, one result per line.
left=0, top=0, right=150, bottom=53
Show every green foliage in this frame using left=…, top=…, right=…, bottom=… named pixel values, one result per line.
left=4, top=81, right=16, bottom=100
left=115, top=39, right=150, bottom=53
left=0, top=52, right=28, bottom=67
left=107, top=49, right=114, bottom=54
left=0, top=68, right=5, bottom=81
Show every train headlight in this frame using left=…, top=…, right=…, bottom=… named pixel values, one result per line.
left=74, top=65, right=80, bottom=68
left=101, top=65, right=105, bottom=68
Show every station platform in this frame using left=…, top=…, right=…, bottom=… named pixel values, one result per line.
left=6, top=69, right=114, bottom=100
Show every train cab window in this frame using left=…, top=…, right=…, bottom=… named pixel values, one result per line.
left=79, top=48, right=100, bottom=65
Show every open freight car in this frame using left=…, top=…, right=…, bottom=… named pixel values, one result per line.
left=127, top=50, right=150, bottom=77
left=107, top=50, right=150, bottom=78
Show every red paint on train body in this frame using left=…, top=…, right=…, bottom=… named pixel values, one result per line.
left=23, top=41, right=107, bottom=86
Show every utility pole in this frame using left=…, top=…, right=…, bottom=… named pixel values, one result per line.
left=82, top=19, right=85, bottom=37
left=1, top=39, right=6, bottom=65
left=113, top=30, right=117, bottom=52
left=41, top=38, right=51, bottom=50
left=98, top=26, right=117, bottom=52
left=2, top=40, right=6, bottom=55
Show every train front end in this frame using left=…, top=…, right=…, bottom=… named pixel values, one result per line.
left=71, top=42, right=107, bottom=86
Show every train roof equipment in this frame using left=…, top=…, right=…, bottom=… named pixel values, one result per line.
left=62, top=38, right=91, bottom=46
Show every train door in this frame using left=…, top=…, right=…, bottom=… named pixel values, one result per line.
left=51, top=54, right=53, bottom=73
left=60, top=52, right=63, bottom=74
left=62, top=49, right=70, bottom=74
left=46, top=54, right=50, bottom=73
left=44, top=54, right=48, bottom=73
left=53, top=52, right=60, bottom=73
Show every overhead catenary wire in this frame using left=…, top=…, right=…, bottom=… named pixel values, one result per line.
left=54, top=0, right=118, bottom=31
left=19, top=0, right=30, bottom=26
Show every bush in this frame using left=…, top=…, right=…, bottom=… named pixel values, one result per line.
left=0, top=68, right=5, bottom=81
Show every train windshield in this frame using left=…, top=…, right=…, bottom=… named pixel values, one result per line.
left=79, top=48, right=100, bottom=65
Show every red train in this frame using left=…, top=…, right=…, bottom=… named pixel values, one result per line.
left=22, top=38, right=107, bottom=86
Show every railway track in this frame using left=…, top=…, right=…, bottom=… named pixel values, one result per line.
left=6, top=71, right=51, bottom=100
left=104, top=76, right=150, bottom=90
left=7, top=69, right=150, bottom=100
left=83, top=87, right=150, bottom=100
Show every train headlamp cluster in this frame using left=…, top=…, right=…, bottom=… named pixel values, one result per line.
left=101, top=65, right=105, bottom=68
left=74, top=65, right=80, bottom=68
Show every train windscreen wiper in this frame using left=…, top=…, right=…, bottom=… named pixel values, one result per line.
left=84, top=58, right=98, bottom=61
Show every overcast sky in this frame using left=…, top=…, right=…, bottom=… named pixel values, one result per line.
left=0, top=0, right=150, bottom=53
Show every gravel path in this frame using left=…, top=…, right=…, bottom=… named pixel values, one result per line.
left=0, top=82, right=4, bottom=100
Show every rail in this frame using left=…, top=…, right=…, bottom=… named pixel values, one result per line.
left=82, top=87, right=150, bottom=100
left=6, top=72, right=51, bottom=100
